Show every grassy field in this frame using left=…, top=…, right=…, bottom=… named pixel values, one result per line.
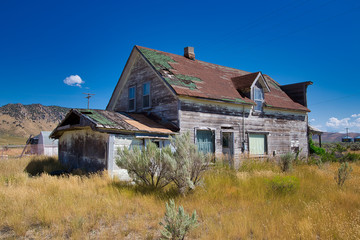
left=1, top=157, right=360, bottom=239
left=0, top=134, right=27, bottom=145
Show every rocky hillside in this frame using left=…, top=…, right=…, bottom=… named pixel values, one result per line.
left=0, top=103, right=69, bottom=143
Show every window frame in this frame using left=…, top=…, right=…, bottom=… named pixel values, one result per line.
left=248, top=133, right=268, bottom=156
left=194, top=127, right=216, bottom=154
left=252, top=82, right=264, bottom=112
left=128, top=86, right=136, bottom=112
left=142, top=82, right=151, bottom=109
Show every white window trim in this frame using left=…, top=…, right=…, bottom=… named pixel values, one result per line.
left=142, top=82, right=151, bottom=109
left=252, top=83, right=264, bottom=112
left=128, top=86, right=136, bottom=112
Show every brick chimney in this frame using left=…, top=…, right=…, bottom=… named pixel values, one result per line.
left=184, top=47, right=195, bottom=60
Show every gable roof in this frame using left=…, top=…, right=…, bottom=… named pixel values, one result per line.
left=136, top=46, right=310, bottom=112
left=231, top=71, right=270, bottom=94
left=50, top=109, right=175, bottom=139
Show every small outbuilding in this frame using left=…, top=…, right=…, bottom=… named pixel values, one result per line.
left=50, top=109, right=176, bottom=179
left=27, top=131, right=58, bottom=156
left=342, top=136, right=353, bottom=143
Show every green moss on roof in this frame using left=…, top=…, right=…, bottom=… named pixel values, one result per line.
left=164, top=77, right=197, bottom=90
left=79, top=109, right=117, bottom=126
left=221, top=98, right=248, bottom=103
left=140, top=48, right=204, bottom=91
left=139, top=48, right=175, bottom=71
left=175, top=74, right=202, bottom=82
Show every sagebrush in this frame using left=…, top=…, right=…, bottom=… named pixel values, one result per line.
left=116, top=132, right=211, bottom=194
left=160, top=199, right=198, bottom=240
left=335, top=162, right=352, bottom=187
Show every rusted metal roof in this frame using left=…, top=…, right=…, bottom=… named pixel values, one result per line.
left=51, top=109, right=175, bottom=138
left=137, top=46, right=310, bottom=112
left=78, top=109, right=174, bottom=134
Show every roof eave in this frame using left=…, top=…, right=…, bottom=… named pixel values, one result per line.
left=264, top=104, right=310, bottom=113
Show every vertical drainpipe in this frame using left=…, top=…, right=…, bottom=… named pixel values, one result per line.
left=243, top=106, right=246, bottom=156
left=238, top=106, right=246, bottom=158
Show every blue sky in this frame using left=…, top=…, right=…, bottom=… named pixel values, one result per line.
left=1, top=0, right=360, bottom=133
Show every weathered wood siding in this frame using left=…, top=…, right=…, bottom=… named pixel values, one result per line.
left=179, top=97, right=248, bottom=167
left=108, top=134, right=143, bottom=180
left=58, top=128, right=108, bottom=172
left=113, top=55, right=179, bottom=125
left=248, top=108, right=308, bottom=157
left=179, top=97, right=308, bottom=166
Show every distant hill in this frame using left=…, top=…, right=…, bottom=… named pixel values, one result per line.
left=0, top=103, right=69, bottom=145
left=312, top=132, right=360, bottom=143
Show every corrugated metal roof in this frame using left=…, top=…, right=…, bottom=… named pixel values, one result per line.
left=51, top=109, right=175, bottom=138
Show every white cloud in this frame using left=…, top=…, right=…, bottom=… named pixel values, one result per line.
left=310, top=118, right=316, bottom=122
left=63, top=75, right=84, bottom=87
left=351, top=113, right=360, bottom=118
left=326, top=117, right=350, bottom=128
left=325, top=116, right=360, bottom=132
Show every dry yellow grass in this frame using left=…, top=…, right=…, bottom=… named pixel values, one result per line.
left=1, top=157, right=360, bottom=239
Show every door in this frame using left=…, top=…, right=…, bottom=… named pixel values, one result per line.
left=249, top=134, right=266, bottom=155
left=196, top=130, right=214, bottom=154
left=222, top=132, right=234, bottom=157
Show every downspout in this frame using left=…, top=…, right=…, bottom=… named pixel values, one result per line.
left=238, top=106, right=246, bottom=156
left=242, top=106, right=246, bottom=156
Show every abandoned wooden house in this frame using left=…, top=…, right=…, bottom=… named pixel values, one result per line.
left=52, top=45, right=312, bottom=176
left=107, top=46, right=312, bottom=165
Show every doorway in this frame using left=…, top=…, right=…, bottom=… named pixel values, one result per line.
left=222, top=132, right=234, bottom=157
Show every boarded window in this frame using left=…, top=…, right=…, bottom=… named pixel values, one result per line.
left=143, top=82, right=150, bottom=108
left=196, top=130, right=215, bottom=154
left=128, top=86, right=136, bottom=111
left=249, top=134, right=266, bottom=155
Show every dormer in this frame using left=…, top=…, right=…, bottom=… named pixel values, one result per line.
left=232, top=72, right=270, bottom=111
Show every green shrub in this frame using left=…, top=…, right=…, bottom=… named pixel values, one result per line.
left=320, top=151, right=338, bottom=163
left=309, top=137, right=325, bottom=155
left=116, top=132, right=211, bottom=194
left=334, top=143, right=348, bottom=153
left=168, top=133, right=211, bottom=194
left=342, top=153, right=360, bottom=162
left=350, top=142, right=360, bottom=151
left=335, top=162, right=353, bottom=187
left=268, top=175, right=299, bottom=195
left=116, top=141, right=173, bottom=189
left=159, top=199, right=198, bottom=240
left=279, top=153, right=294, bottom=172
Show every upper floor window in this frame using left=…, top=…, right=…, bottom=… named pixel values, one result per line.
left=142, top=82, right=150, bottom=108
left=253, top=82, right=264, bottom=112
left=128, top=86, right=136, bottom=111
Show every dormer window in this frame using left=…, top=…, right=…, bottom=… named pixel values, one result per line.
left=128, top=86, right=136, bottom=111
left=253, top=82, right=264, bottom=112
left=231, top=72, right=270, bottom=112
